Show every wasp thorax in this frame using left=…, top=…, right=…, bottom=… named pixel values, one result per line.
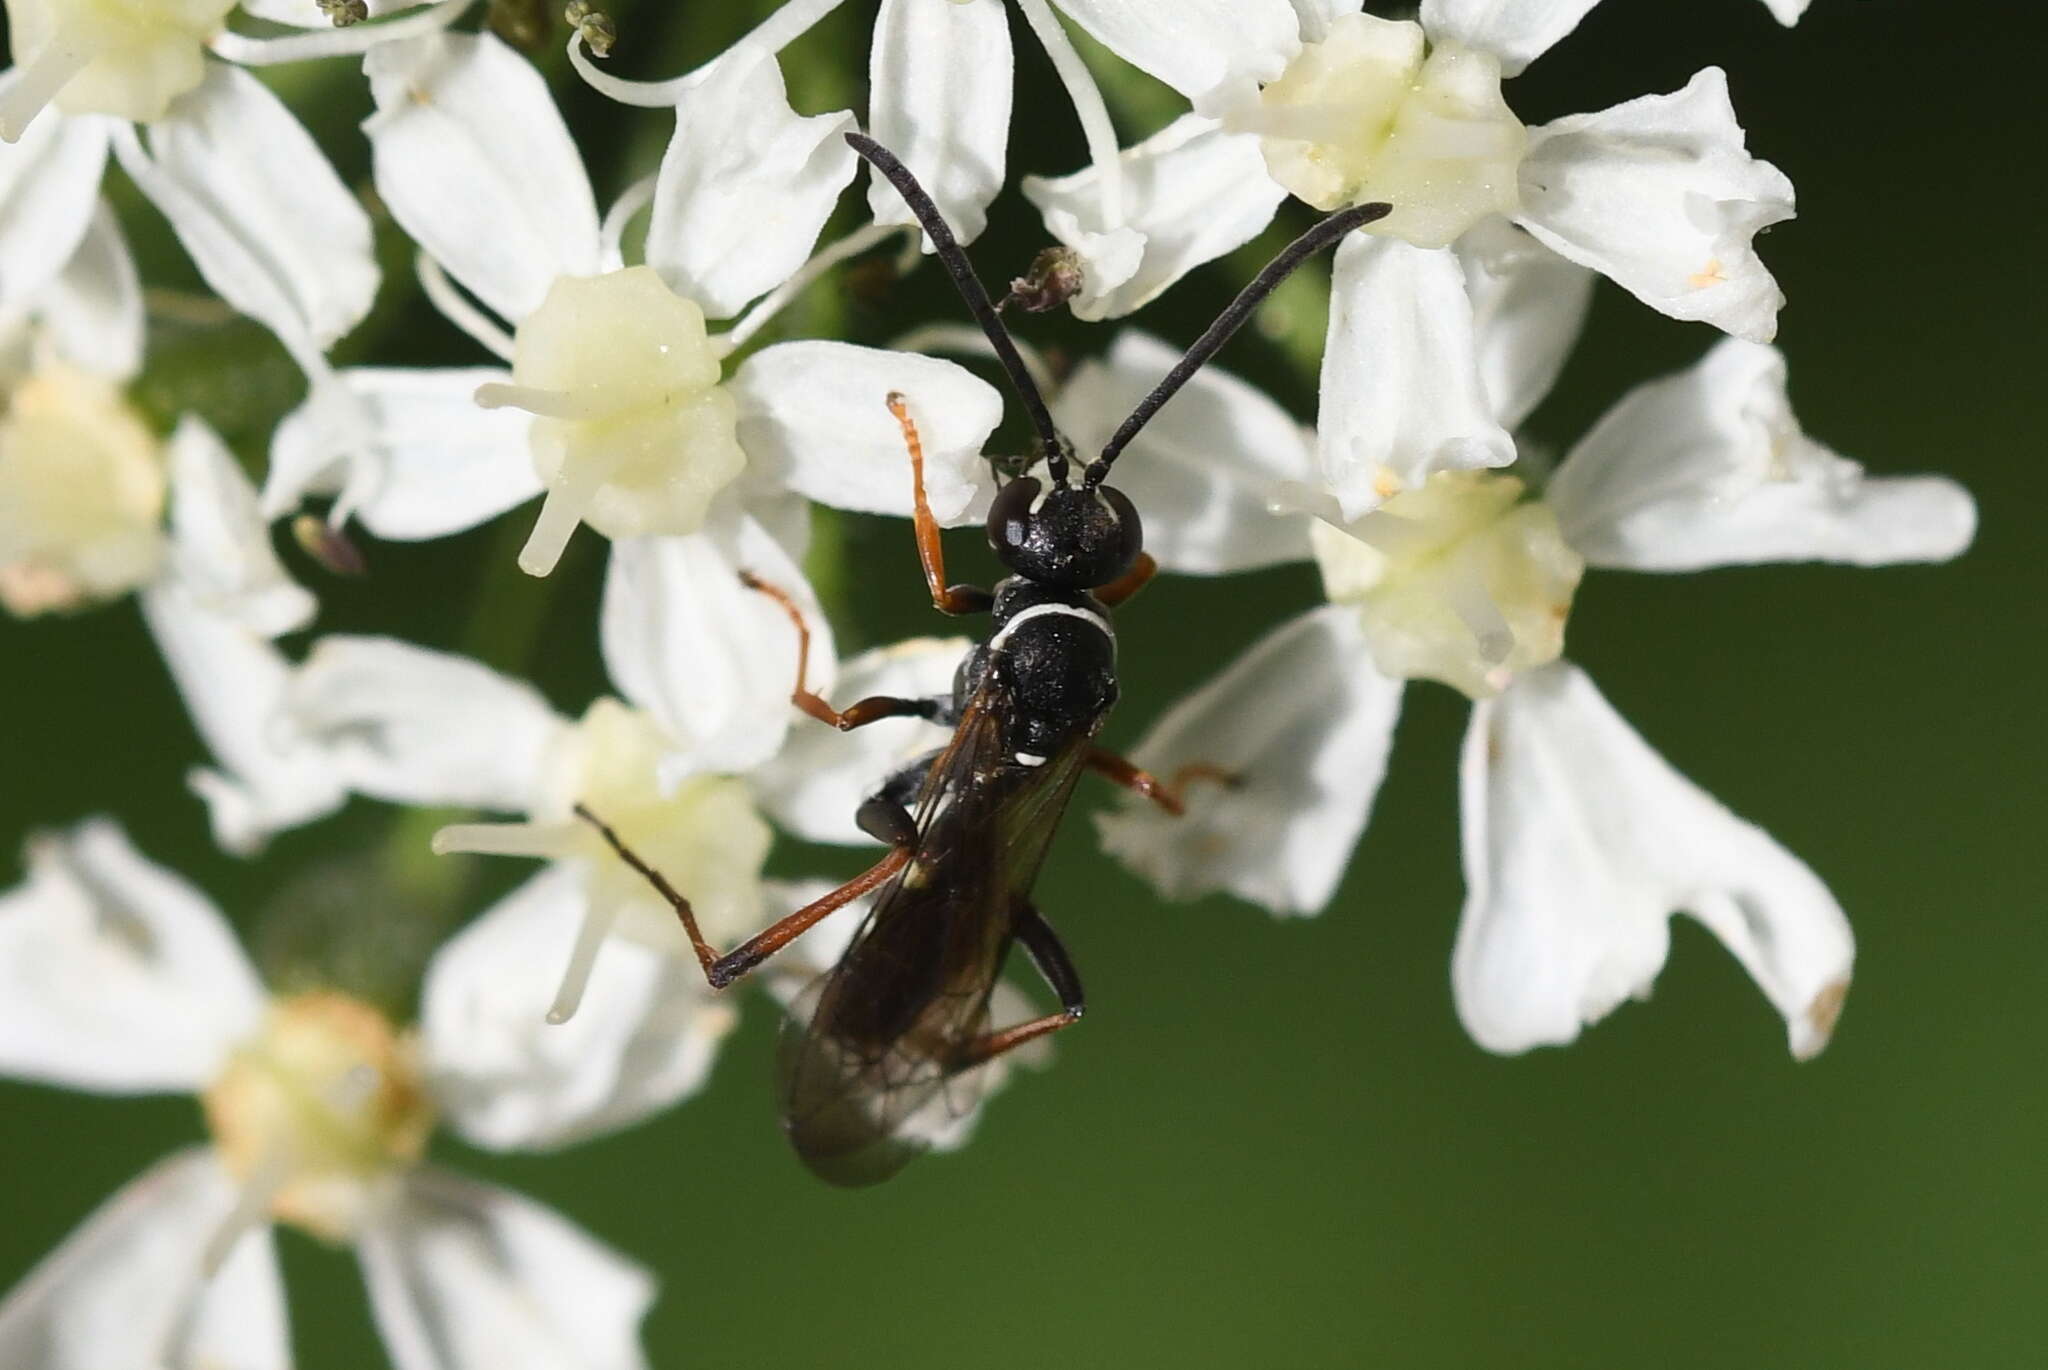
left=1312, top=470, right=1581, bottom=699
left=0, top=360, right=166, bottom=617
left=1241, top=13, right=1524, bottom=250
left=201, top=991, right=434, bottom=1243
left=986, top=476, right=1142, bottom=590
left=0, top=0, right=237, bottom=137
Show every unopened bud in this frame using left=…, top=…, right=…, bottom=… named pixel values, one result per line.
left=292, top=515, right=368, bottom=578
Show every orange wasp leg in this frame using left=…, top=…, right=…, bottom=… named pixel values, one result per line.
left=739, top=570, right=942, bottom=732
left=952, top=903, right=1084, bottom=1071
left=574, top=802, right=911, bottom=990
left=888, top=390, right=994, bottom=616
left=1084, top=747, right=1238, bottom=817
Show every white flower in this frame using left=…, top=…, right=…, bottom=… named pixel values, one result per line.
left=0, top=250, right=340, bottom=854
left=0, top=355, right=164, bottom=615
left=0, top=3, right=476, bottom=452
left=1023, top=1, right=1795, bottom=518
left=1084, top=307, right=1973, bottom=1056
left=269, top=30, right=1003, bottom=575
left=0, top=818, right=655, bottom=1370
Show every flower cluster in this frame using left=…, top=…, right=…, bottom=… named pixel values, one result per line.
left=0, top=0, right=1974, bottom=1365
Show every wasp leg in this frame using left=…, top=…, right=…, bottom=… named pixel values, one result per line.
left=739, top=569, right=949, bottom=732
left=1094, top=552, right=1157, bottom=608
left=574, top=803, right=910, bottom=990
left=1084, top=747, right=1238, bottom=816
left=887, top=391, right=994, bottom=617
left=855, top=749, right=941, bottom=846
left=951, top=903, right=1084, bottom=1072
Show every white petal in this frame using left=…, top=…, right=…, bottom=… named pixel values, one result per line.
left=161, top=417, right=315, bottom=638
left=643, top=51, right=856, bottom=319
left=601, top=510, right=835, bottom=780
left=0, top=819, right=263, bottom=1092
left=729, top=342, right=1001, bottom=524
left=1456, top=662, right=1855, bottom=1059
left=33, top=200, right=143, bottom=380
left=1288, top=0, right=1368, bottom=43
left=364, top=32, right=600, bottom=323
left=1760, top=0, right=1810, bottom=23
left=124, top=64, right=377, bottom=354
left=1456, top=216, right=1593, bottom=430
left=0, top=98, right=108, bottom=324
left=1549, top=338, right=1977, bottom=569
left=140, top=582, right=348, bottom=855
left=1021, top=115, right=1286, bottom=320
left=361, top=1168, right=652, bottom=1370
left=1517, top=68, right=1795, bottom=342
left=1052, top=330, right=1316, bottom=573
left=1317, top=234, right=1515, bottom=520
left=287, top=636, right=562, bottom=812
left=269, top=367, right=542, bottom=541
left=422, top=866, right=732, bottom=1151
left=1419, top=0, right=1602, bottom=76
left=1051, top=0, right=1301, bottom=111
left=1096, top=605, right=1403, bottom=915
left=752, top=637, right=967, bottom=845
left=0, top=1150, right=288, bottom=1370
left=866, top=0, right=1011, bottom=247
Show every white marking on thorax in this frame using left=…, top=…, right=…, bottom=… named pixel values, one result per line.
left=1014, top=752, right=1047, bottom=767
left=986, top=601, right=1114, bottom=656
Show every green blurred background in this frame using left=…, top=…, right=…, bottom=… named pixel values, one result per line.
left=3, top=2, right=2042, bottom=1366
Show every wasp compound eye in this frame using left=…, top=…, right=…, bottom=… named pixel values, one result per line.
left=987, top=480, right=1141, bottom=590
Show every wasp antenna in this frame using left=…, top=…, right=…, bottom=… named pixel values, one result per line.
left=846, top=131, right=1069, bottom=483
left=1087, top=201, right=1393, bottom=488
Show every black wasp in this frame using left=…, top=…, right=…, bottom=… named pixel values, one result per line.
left=578, top=132, right=1389, bottom=1185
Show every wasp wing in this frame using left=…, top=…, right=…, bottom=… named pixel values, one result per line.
left=777, top=686, right=1089, bottom=1186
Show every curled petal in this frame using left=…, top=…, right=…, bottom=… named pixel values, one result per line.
left=0, top=1149, right=288, bottom=1370
left=288, top=636, right=563, bottom=812
left=1549, top=338, right=1977, bottom=569
left=752, top=637, right=968, bottom=845
left=1318, top=234, right=1515, bottom=520
left=1051, top=0, right=1301, bottom=112
left=268, top=367, right=541, bottom=540
left=1096, top=606, right=1403, bottom=915
left=1420, top=0, right=1602, bottom=76
left=729, top=342, right=1001, bottom=524
left=31, top=200, right=143, bottom=380
left=0, top=820, right=263, bottom=1093
left=422, top=867, right=734, bottom=1151
left=602, top=511, right=835, bottom=781
left=644, top=51, right=857, bottom=319
left=1457, top=217, right=1594, bottom=431
left=1052, top=330, right=1316, bottom=573
left=867, top=0, right=1011, bottom=247
left=0, top=92, right=108, bottom=324
left=1517, top=68, right=1795, bottom=342
left=364, top=32, right=601, bottom=323
left=123, top=64, right=376, bottom=356
left=161, top=417, right=314, bottom=638
left=140, top=583, right=348, bottom=855
left=1022, top=116, right=1286, bottom=321
left=361, top=1168, right=652, bottom=1370
left=1456, top=662, right=1855, bottom=1059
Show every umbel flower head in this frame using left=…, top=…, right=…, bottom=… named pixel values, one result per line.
left=1061, top=282, right=1973, bottom=1057
left=0, top=819, right=658, bottom=1370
